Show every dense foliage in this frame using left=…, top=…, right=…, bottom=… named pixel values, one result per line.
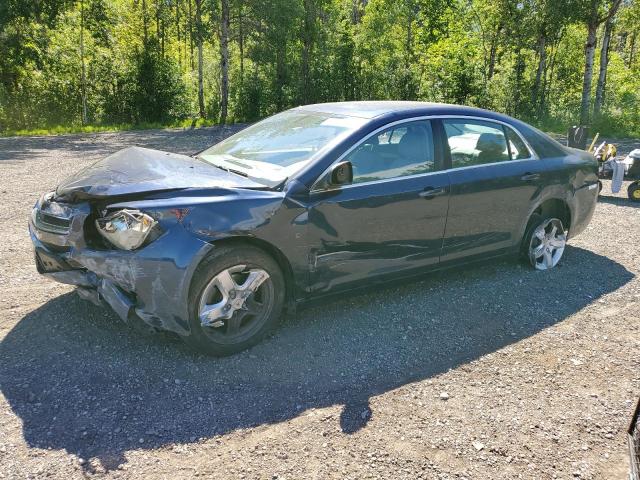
left=1, top=0, right=638, bottom=136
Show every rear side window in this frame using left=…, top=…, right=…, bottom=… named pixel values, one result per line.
left=443, top=119, right=509, bottom=167
left=505, top=127, right=531, bottom=160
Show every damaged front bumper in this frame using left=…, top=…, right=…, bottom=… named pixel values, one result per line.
left=30, top=200, right=212, bottom=336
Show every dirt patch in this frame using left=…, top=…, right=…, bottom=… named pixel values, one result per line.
left=0, top=127, right=639, bottom=479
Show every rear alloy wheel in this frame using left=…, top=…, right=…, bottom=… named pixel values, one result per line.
left=185, top=246, right=285, bottom=356
left=527, top=217, right=567, bottom=270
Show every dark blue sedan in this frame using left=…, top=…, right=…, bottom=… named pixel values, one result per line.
left=30, top=102, right=599, bottom=355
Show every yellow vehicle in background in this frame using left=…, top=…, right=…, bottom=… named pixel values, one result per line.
left=592, top=139, right=640, bottom=202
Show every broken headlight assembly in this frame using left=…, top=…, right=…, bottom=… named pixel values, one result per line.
left=95, top=209, right=158, bottom=250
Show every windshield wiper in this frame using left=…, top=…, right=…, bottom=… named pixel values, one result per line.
left=207, top=162, right=249, bottom=178
left=225, top=158, right=253, bottom=170
left=227, top=167, right=249, bottom=177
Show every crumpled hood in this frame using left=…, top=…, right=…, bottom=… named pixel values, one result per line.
left=56, top=146, right=264, bottom=200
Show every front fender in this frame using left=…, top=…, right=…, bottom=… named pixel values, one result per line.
left=108, top=190, right=311, bottom=300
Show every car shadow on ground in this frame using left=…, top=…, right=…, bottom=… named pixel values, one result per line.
left=0, top=246, right=633, bottom=471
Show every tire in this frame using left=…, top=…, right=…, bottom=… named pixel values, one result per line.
left=521, top=214, right=568, bottom=270
left=598, top=180, right=603, bottom=195
left=628, top=182, right=640, bottom=203
left=182, top=245, right=286, bottom=356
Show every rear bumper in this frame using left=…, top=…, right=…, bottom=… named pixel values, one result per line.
left=568, top=182, right=599, bottom=239
left=30, top=222, right=212, bottom=335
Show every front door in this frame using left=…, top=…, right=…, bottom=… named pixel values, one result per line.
left=307, top=119, right=451, bottom=292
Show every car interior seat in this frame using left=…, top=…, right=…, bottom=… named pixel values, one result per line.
left=475, top=132, right=509, bottom=164
left=396, top=125, right=429, bottom=168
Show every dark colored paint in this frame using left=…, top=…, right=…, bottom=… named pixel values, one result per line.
left=442, top=158, right=548, bottom=260
left=307, top=172, right=450, bottom=292
left=30, top=103, right=598, bottom=335
left=56, top=146, right=264, bottom=200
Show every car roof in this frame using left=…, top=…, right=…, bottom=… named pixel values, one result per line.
left=294, top=101, right=506, bottom=120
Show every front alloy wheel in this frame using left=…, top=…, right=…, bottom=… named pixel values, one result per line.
left=528, top=218, right=567, bottom=270
left=198, top=265, right=274, bottom=341
left=185, top=245, right=285, bottom=356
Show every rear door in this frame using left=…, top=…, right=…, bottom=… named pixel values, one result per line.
left=307, top=119, right=451, bottom=292
left=438, top=117, right=545, bottom=261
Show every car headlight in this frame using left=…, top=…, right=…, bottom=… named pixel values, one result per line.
left=95, top=209, right=158, bottom=250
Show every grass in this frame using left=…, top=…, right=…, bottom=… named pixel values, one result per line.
left=0, top=117, right=222, bottom=137
left=3, top=116, right=638, bottom=140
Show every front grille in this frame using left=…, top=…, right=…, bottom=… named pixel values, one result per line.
left=33, top=209, right=72, bottom=234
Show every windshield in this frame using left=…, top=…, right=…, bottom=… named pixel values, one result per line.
left=198, top=110, right=367, bottom=187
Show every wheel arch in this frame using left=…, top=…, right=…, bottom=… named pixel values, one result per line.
left=518, top=197, right=572, bottom=247
left=531, top=197, right=572, bottom=231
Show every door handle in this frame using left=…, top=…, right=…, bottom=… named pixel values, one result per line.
left=419, top=187, right=447, bottom=199
left=521, top=173, right=541, bottom=181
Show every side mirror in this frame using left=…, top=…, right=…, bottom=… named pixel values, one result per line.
left=330, top=161, right=353, bottom=186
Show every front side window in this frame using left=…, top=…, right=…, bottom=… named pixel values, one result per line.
left=345, top=120, right=436, bottom=184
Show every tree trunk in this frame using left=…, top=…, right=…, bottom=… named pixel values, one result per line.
left=156, top=4, right=161, bottom=44
left=195, top=0, right=205, bottom=118
left=142, top=0, right=149, bottom=43
left=238, top=1, right=244, bottom=85
left=176, top=0, right=182, bottom=69
left=594, top=17, right=614, bottom=117
left=275, top=43, right=286, bottom=111
left=512, top=47, right=525, bottom=116
left=188, top=0, right=194, bottom=70
left=579, top=21, right=598, bottom=125
left=487, top=22, right=502, bottom=80
left=629, top=32, right=636, bottom=68
left=352, top=0, right=359, bottom=24
left=80, top=0, right=88, bottom=125
left=539, top=35, right=558, bottom=119
left=532, top=34, right=546, bottom=115
left=301, top=0, right=315, bottom=103
left=219, top=0, right=230, bottom=124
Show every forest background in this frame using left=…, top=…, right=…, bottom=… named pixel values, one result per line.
left=1, top=0, right=638, bottom=137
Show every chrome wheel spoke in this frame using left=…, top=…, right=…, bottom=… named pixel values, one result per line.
left=200, top=301, right=227, bottom=327
left=549, top=237, right=566, bottom=248
left=533, top=243, right=546, bottom=258
left=215, top=269, right=238, bottom=297
left=529, top=218, right=567, bottom=271
left=240, top=269, right=269, bottom=294
left=198, top=264, right=272, bottom=336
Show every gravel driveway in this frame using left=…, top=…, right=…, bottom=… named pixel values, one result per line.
left=0, top=128, right=639, bottom=479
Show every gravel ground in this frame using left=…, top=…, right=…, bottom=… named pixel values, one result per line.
left=0, top=127, right=639, bottom=479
